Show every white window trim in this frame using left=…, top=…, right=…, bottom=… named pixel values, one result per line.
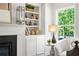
left=56, top=6, right=76, bottom=39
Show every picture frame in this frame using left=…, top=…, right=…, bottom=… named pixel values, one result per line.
left=0, top=3, right=11, bottom=10
left=0, top=3, right=11, bottom=24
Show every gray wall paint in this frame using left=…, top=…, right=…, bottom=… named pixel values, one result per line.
left=41, top=4, right=45, bottom=34
left=45, top=3, right=53, bottom=35
left=75, top=3, right=79, bottom=38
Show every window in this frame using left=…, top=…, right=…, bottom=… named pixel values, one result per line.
left=56, top=6, right=76, bottom=40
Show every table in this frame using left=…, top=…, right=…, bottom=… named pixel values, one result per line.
left=45, top=43, right=55, bottom=56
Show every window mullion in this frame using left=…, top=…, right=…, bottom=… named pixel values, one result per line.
left=57, top=7, right=75, bottom=39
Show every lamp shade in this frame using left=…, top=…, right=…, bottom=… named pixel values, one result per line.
left=48, top=24, right=56, bottom=32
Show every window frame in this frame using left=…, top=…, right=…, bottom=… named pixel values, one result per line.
left=56, top=6, right=76, bottom=39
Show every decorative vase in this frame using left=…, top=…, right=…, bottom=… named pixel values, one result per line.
left=52, top=33, right=56, bottom=43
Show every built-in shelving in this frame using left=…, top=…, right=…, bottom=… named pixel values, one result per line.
left=25, top=4, right=40, bottom=35
left=25, top=18, right=39, bottom=21
left=16, top=3, right=40, bottom=36
left=26, top=25, right=39, bottom=27
left=25, top=11, right=39, bottom=15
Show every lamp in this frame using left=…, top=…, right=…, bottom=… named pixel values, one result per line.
left=48, top=24, right=56, bottom=43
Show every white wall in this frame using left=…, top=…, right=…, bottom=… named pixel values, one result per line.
left=44, top=3, right=54, bottom=35
left=75, top=3, right=79, bottom=38
left=41, top=4, right=45, bottom=34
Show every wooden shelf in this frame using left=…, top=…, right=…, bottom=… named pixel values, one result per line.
left=25, top=18, right=39, bottom=21
left=26, top=25, right=39, bottom=27
left=25, top=11, right=39, bottom=14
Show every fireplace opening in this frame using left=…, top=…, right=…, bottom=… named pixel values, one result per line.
left=0, top=42, right=12, bottom=56
left=0, top=35, right=17, bottom=56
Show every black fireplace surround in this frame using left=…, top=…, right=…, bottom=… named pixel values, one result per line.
left=0, top=35, right=17, bottom=56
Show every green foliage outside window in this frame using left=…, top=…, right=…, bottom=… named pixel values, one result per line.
left=64, top=26, right=74, bottom=37
left=58, top=26, right=64, bottom=36
left=58, top=7, right=75, bottom=38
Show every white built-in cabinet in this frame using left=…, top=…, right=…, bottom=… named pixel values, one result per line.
left=26, top=35, right=51, bottom=56
left=26, top=36, right=37, bottom=56
left=37, top=35, right=45, bottom=56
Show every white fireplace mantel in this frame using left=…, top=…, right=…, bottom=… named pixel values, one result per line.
left=0, top=24, right=26, bottom=56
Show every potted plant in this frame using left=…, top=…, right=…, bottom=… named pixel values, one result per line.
left=47, top=40, right=51, bottom=45
left=25, top=4, right=35, bottom=11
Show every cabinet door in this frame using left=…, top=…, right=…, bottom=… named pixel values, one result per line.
left=37, top=35, right=45, bottom=55
left=26, top=36, right=36, bottom=56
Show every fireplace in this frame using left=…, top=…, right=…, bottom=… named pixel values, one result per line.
left=0, top=35, right=17, bottom=56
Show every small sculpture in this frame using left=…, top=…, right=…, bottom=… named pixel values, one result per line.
left=71, top=40, right=79, bottom=48
left=74, top=41, right=79, bottom=48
